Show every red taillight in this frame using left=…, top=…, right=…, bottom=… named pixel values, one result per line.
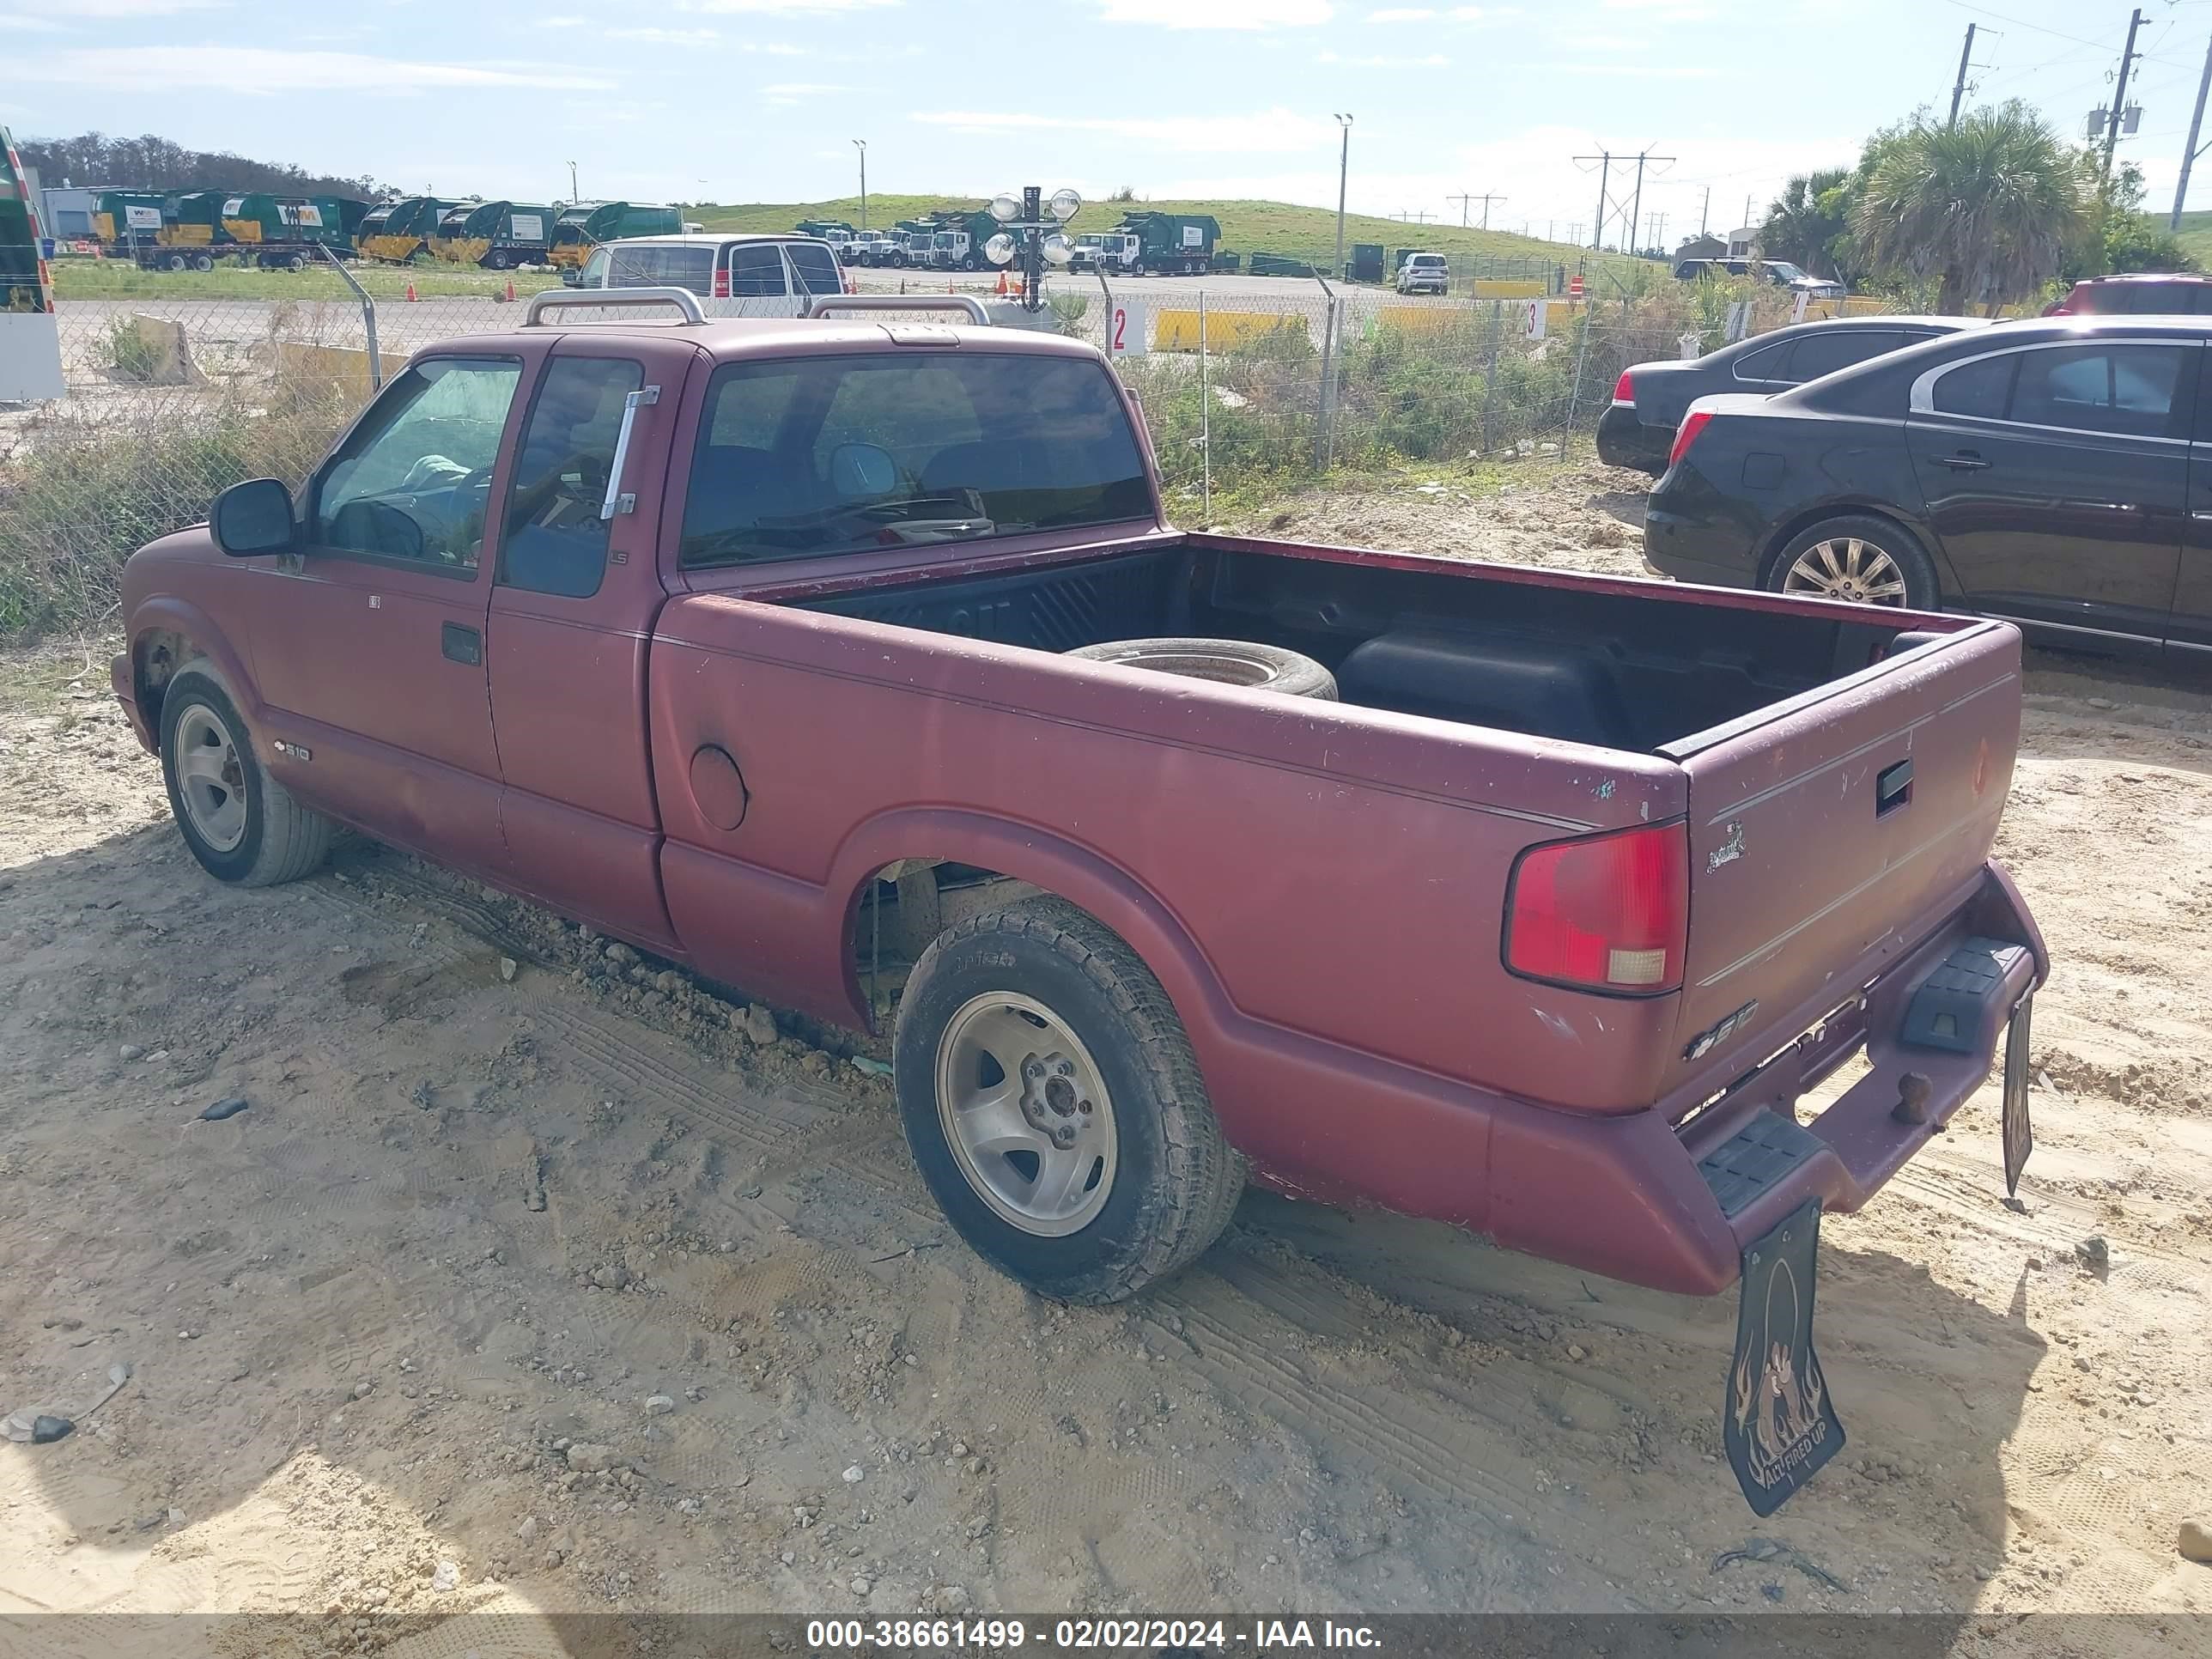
left=1611, top=369, right=1635, bottom=404
left=1668, top=408, right=1713, bottom=470
left=714, top=267, right=730, bottom=299
left=1504, top=822, right=1688, bottom=994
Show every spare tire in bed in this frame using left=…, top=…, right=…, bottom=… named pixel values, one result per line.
left=1066, top=637, right=1338, bottom=701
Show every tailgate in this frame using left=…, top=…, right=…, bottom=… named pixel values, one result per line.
left=1661, top=621, right=2021, bottom=1101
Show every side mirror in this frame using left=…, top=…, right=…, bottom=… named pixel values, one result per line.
left=211, top=477, right=296, bottom=557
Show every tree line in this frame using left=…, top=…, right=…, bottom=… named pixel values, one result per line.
left=1742, top=100, right=2193, bottom=313
left=17, top=131, right=392, bottom=204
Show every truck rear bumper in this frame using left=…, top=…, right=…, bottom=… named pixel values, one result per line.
left=1475, top=858, right=2043, bottom=1294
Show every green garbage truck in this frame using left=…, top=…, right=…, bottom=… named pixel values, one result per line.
left=431, top=201, right=556, bottom=269
left=547, top=201, right=682, bottom=270
left=1115, top=212, right=1220, bottom=276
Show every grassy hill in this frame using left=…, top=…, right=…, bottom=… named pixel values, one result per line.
left=692, top=193, right=1656, bottom=283
left=2173, top=209, right=2212, bottom=266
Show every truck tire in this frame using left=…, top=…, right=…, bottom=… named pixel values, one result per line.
left=160, top=661, right=333, bottom=888
left=896, top=896, right=1244, bottom=1304
left=1764, top=514, right=1937, bottom=610
left=1066, top=637, right=1337, bottom=700
left=191, top=253, right=215, bottom=272
left=163, top=252, right=188, bottom=272
left=1131, top=260, right=1146, bottom=277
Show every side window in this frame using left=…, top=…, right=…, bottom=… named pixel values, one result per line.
left=579, top=246, right=610, bottom=288
left=2011, top=344, right=2186, bottom=438
left=497, top=356, right=643, bottom=599
left=1732, top=340, right=1792, bottom=382
left=727, top=245, right=787, bottom=297
left=1929, top=353, right=2016, bottom=420
left=786, top=241, right=843, bottom=295
left=661, top=246, right=714, bottom=295
left=607, top=245, right=664, bottom=288
left=1784, top=331, right=1905, bottom=384
left=313, top=357, right=521, bottom=569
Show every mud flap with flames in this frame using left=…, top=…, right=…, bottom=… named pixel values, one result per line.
left=1724, top=1197, right=1844, bottom=1516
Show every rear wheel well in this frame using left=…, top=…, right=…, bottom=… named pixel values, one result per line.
left=1756, top=506, right=1941, bottom=597
left=848, top=860, right=1051, bottom=1031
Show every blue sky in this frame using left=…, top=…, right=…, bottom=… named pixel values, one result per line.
left=5, top=0, right=2212, bottom=242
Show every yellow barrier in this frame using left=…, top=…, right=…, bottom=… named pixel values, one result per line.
left=1152, top=308, right=1307, bottom=352
left=276, top=343, right=410, bottom=398
left=1467, top=279, right=1545, bottom=299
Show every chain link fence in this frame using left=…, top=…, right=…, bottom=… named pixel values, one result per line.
left=0, top=265, right=1873, bottom=637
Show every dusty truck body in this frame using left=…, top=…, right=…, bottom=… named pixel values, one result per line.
left=112, top=290, right=2045, bottom=1516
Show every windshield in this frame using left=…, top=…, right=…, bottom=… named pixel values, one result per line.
left=933, top=233, right=959, bottom=247
left=1765, top=261, right=1809, bottom=282
left=680, top=353, right=1151, bottom=567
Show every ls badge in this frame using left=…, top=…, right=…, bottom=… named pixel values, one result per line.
left=1724, top=1198, right=1844, bottom=1515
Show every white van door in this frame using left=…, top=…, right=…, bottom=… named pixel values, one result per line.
left=706, top=242, right=796, bottom=319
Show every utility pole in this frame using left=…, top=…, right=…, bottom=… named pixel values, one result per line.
left=1645, top=210, right=1667, bottom=252
left=2174, top=33, right=2212, bottom=228
left=1626, top=149, right=1673, bottom=258
left=1593, top=153, right=1608, bottom=248
left=567, top=161, right=579, bottom=204
left=1332, top=112, right=1353, bottom=278
left=1699, top=185, right=1711, bottom=237
left=2105, top=9, right=2146, bottom=178
left=1449, top=191, right=1472, bottom=227
left=1448, top=191, right=1504, bottom=229
left=852, top=138, right=866, bottom=230
left=1579, top=146, right=1672, bottom=252
left=1948, top=23, right=1976, bottom=127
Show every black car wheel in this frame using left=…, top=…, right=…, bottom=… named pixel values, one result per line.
left=1766, top=515, right=1937, bottom=609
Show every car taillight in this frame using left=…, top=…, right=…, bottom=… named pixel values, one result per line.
left=1668, top=408, right=1713, bottom=469
left=1504, top=822, right=1688, bottom=994
left=714, top=268, right=730, bottom=299
left=1611, top=369, right=1635, bottom=404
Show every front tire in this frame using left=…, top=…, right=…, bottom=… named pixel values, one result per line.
left=160, top=662, right=332, bottom=887
left=1765, top=514, right=1937, bottom=610
left=895, top=897, right=1243, bottom=1304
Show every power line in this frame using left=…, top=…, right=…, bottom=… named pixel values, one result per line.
left=1446, top=191, right=1506, bottom=229
left=1571, top=144, right=1674, bottom=251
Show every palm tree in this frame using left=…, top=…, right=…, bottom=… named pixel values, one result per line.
left=1761, top=168, right=1852, bottom=279
left=1850, top=101, right=2092, bottom=313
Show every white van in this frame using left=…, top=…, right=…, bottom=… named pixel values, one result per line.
left=572, top=233, right=848, bottom=317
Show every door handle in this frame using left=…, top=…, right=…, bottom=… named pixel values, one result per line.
left=1936, top=452, right=1990, bottom=470
left=441, top=622, right=483, bottom=665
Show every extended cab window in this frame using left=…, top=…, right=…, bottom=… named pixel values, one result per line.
left=680, top=353, right=1151, bottom=566
left=312, top=357, right=521, bottom=569
left=1732, top=340, right=1792, bottom=382
left=498, top=356, right=643, bottom=599
left=1929, top=352, right=2015, bottom=419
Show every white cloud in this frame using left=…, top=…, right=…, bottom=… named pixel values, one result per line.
left=679, top=0, right=897, bottom=12
left=1599, top=0, right=1713, bottom=18
left=763, top=82, right=848, bottom=104
left=606, top=26, right=721, bottom=44
left=915, top=106, right=1338, bottom=153
left=1316, top=50, right=1449, bottom=67
left=28, top=46, right=614, bottom=94
left=1097, top=0, right=1332, bottom=27
left=1545, top=61, right=1715, bottom=77
left=1367, top=4, right=1505, bottom=21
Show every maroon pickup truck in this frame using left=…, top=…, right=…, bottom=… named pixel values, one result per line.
left=112, top=289, right=2045, bottom=1515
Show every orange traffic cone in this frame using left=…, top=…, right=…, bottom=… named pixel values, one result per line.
left=405, top=281, right=418, bottom=302
left=504, top=279, right=516, bottom=302
left=994, top=270, right=1008, bottom=296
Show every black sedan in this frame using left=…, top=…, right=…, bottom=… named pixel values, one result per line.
left=1643, top=316, right=2212, bottom=663
left=1597, top=316, right=1983, bottom=473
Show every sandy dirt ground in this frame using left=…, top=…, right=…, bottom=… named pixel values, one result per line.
left=3, top=466, right=2210, bottom=1652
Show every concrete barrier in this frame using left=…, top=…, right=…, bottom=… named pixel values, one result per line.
left=1152, top=309, right=1307, bottom=352
left=275, top=342, right=409, bottom=397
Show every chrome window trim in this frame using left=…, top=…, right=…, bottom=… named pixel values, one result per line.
left=1908, top=336, right=2199, bottom=443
